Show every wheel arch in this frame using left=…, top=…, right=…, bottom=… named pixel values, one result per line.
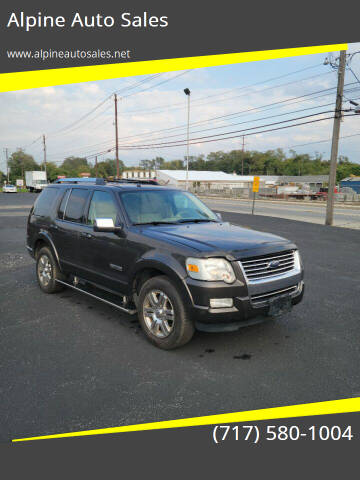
left=34, top=232, right=62, bottom=271
left=132, top=260, right=193, bottom=307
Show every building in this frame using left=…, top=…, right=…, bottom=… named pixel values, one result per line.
left=157, top=170, right=274, bottom=189
left=340, top=177, right=360, bottom=194
left=156, top=170, right=327, bottom=191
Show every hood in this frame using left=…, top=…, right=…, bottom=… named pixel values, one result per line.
left=141, top=222, right=294, bottom=260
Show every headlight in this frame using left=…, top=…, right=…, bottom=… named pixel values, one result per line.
left=186, top=257, right=236, bottom=283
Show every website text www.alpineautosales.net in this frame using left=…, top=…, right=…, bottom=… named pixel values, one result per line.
left=5, top=48, right=131, bottom=61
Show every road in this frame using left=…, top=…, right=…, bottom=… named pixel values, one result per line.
left=0, top=192, right=359, bottom=441
left=202, top=197, right=360, bottom=229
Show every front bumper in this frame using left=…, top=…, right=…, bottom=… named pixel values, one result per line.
left=185, top=267, right=304, bottom=332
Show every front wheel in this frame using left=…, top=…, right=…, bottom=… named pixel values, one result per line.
left=138, top=275, right=194, bottom=350
left=36, top=246, right=64, bottom=293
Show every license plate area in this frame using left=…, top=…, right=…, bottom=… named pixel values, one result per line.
left=267, top=294, right=292, bottom=317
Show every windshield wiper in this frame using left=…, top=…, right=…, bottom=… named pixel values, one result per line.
left=133, top=221, right=179, bottom=226
left=177, top=218, right=217, bottom=223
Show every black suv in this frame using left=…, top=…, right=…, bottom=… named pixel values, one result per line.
left=27, top=181, right=304, bottom=349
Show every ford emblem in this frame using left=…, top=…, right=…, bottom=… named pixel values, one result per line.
left=268, top=260, right=280, bottom=269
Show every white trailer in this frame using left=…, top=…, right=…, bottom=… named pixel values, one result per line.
left=25, top=171, right=47, bottom=192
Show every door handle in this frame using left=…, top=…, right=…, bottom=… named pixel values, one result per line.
left=80, top=232, right=93, bottom=239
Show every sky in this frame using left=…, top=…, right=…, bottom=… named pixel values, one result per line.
left=1, top=42, right=360, bottom=173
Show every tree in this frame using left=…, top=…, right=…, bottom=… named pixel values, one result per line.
left=8, top=149, right=41, bottom=182
left=139, top=157, right=165, bottom=171
left=61, top=156, right=88, bottom=170
left=43, top=162, right=60, bottom=182
left=92, top=159, right=124, bottom=178
left=139, top=159, right=153, bottom=170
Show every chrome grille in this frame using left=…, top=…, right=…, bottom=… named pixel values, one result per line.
left=251, top=284, right=299, bottom=305
left=240, top=250, right=295, bottom=281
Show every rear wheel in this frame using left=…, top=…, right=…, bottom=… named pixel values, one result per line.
left=36, top=246, right=64, bottom=293
left=138, top=275, right=194, bottom=349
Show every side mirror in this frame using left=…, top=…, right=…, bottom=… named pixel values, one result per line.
left=93, top=218, right=121, bottom=233
left=216, top=212, right=223, bottom=221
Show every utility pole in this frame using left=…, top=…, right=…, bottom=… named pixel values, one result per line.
left=241, top=136, right=245, bottom=175
left=95, top=156, right=98, bottom=178
left=42, top=134, right=47, bottom=175
left=114, top=94, right=119, bottom=179
left=184, top=88, right=191, bottom=190
left=325, top=50, right=346, bottom=226
left=5, top=148, right=9, bottom=183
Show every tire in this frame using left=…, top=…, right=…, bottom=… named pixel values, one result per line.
left=138, top=275, right=195, bottom=350
left=36, top=246, right=64, bottom=293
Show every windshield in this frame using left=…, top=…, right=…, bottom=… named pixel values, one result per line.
left=120, top=189, right=218, bottom=225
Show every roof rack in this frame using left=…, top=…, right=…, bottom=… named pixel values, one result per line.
left=106, top=178, right=159, bottom=185
left=53, top=177, right=100, bottom=184
left=53, top=177, right=159, bottom=186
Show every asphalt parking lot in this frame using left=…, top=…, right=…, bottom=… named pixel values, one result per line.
left=0, top=193, right=359, bottom=441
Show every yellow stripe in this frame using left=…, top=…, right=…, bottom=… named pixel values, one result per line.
left=0, top=44, right=347, bottom=93
left=12, top=396, right=360, bottom=442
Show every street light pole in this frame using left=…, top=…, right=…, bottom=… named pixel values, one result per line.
left=114, top=94, right=120, bottom=179
left=325, top=50, right=346, bottom=226
left=184, top=88, right=191, bottom=190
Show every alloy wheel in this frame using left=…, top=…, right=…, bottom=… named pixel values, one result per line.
left=143, top=290, right=175, bottom=338
left=38, top=254, right=53, bottom=287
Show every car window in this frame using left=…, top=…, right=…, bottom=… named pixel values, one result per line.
left=64, top=189, right=89, bottom=223
left=57, top=189, right=70, bottom=219
left=33, top=187, right=60, bottom=217
left=87, top=190, right=118, bottom=225
left=120, top=190, right=217, bottom=224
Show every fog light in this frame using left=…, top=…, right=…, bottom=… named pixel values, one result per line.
left=210, top=298, right=233, bottom=308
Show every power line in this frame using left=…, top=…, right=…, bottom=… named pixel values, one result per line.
left=20, top=135, right=43, bottom=150
left=119, top=102, right=339, bottom=146
left=115, top=114, right=359, bottom=151
left=47, top=96, right=112, bottom=137
left=285, top=132, right=360, bottom=149
left=42, top=101, right=343, bottom=161
left=120, top=69, right=334, bottom=116
left=45, top=74, right=168, bottom=138
left=120, top=64, right=325, bottom=115
left=43, top=88, right=360, bottom=161
left=121, top=70, right=192, bottom=98
left=47, top=114, right=360, bottom=161
left=95, top=83, right=359, bottom=145
left=112, top=73, right=165, bottom=95
left=116, top=111, right=337, bottom=149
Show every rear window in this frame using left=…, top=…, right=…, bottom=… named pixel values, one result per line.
left=58, top=189, right=70, bottom=219
left=33, top=187, right=60, bottom=217
left=64, top=189, right=89, bottom=223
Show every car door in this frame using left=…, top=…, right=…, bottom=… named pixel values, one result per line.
left=52, top=187, right=91, bottom=277
left=82, top=189, right=129, bottom=292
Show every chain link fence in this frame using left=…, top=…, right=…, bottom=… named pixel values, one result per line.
left=188, top=183, right=360, bottom=204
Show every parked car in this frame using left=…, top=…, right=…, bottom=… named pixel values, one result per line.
left=26, top=180, right=304, bottom=349
left=2, top=184, right=17, bottom=193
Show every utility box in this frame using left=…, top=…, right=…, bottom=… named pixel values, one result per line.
left=25, top=171, right=47, bottom=192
